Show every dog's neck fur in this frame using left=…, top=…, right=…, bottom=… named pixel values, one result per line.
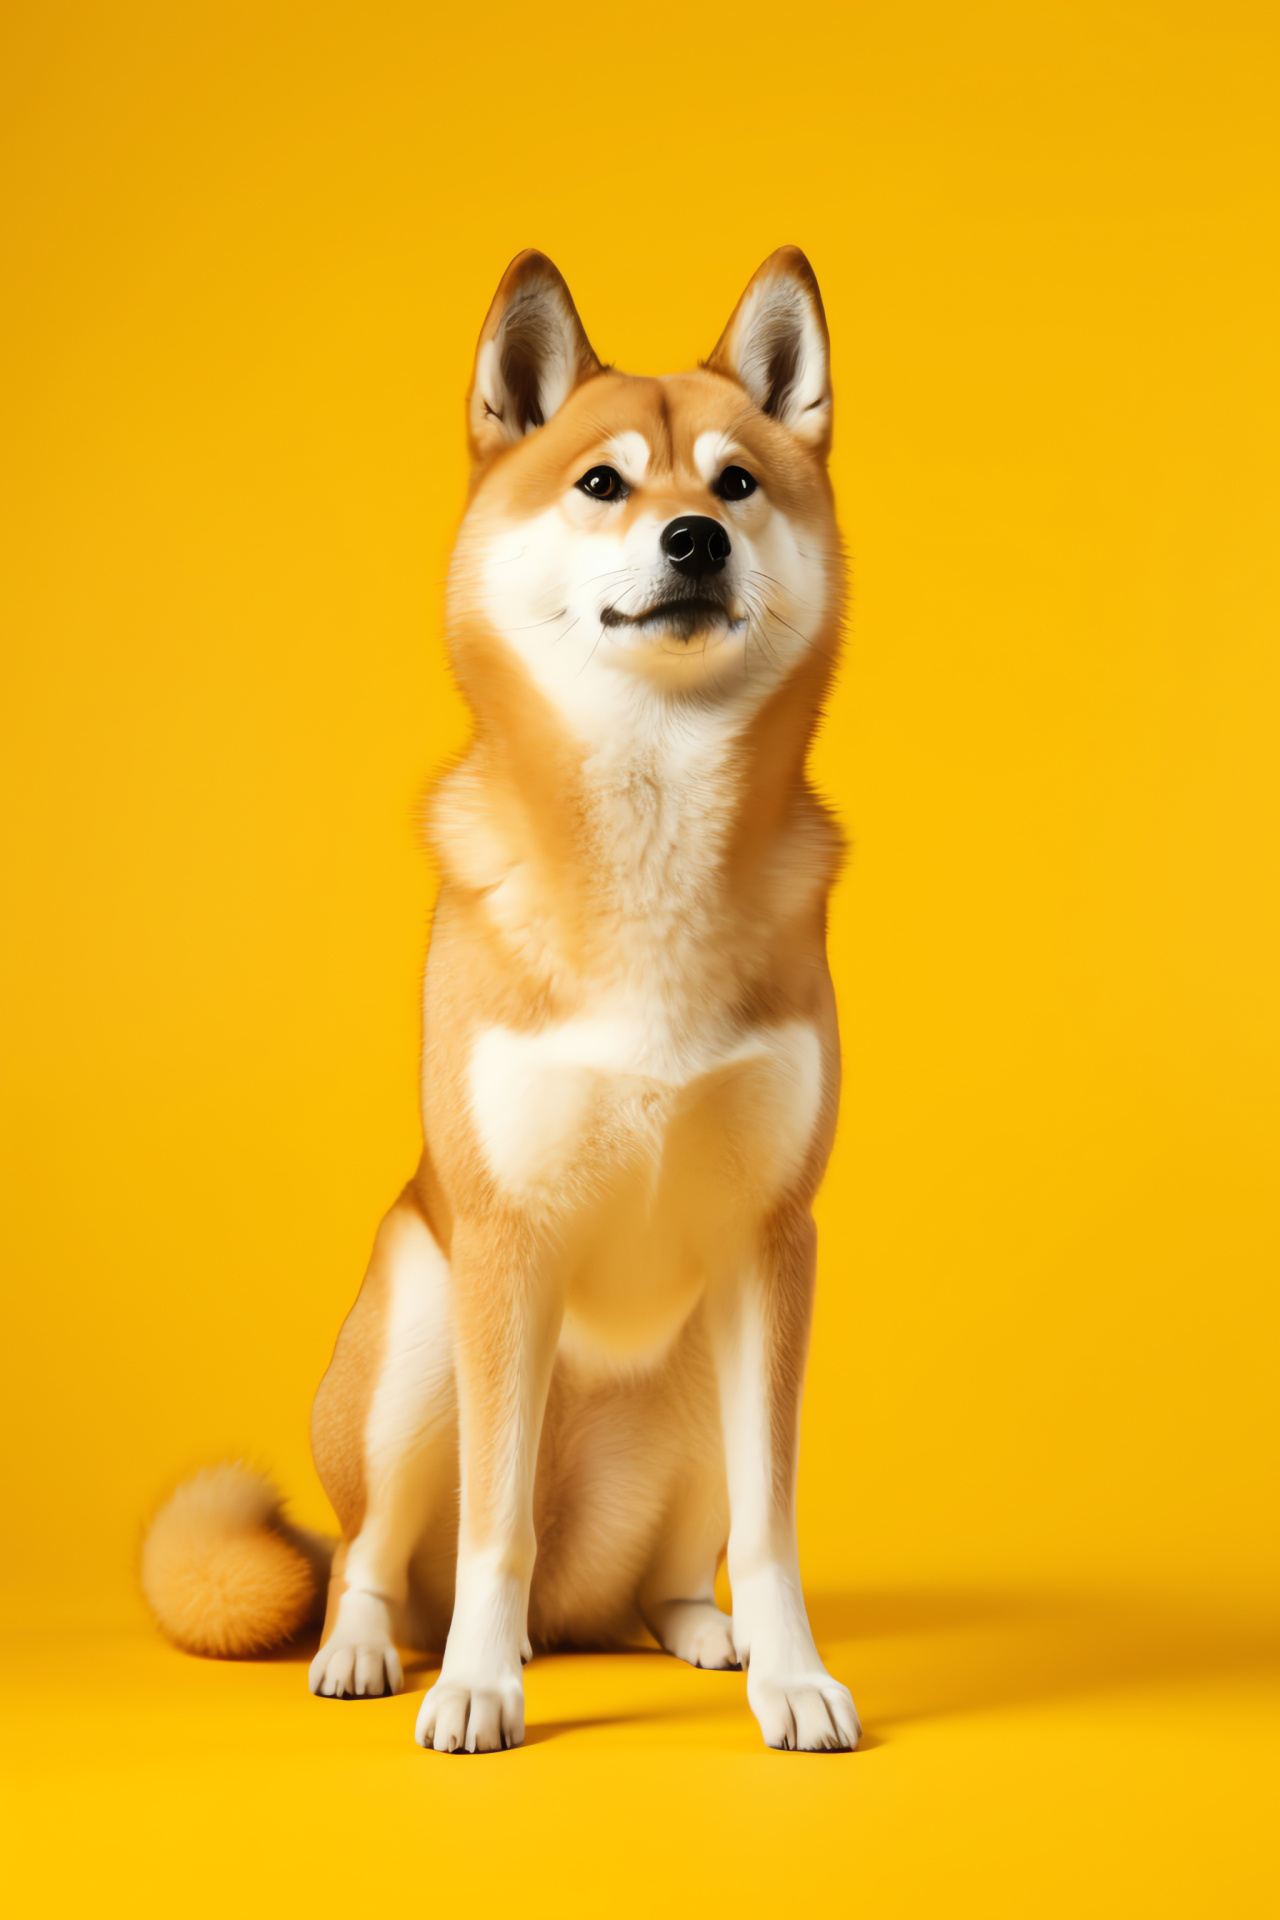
left=432, top=630, right=838, bottom=1016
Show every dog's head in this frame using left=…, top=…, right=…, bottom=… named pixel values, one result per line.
left=448, top=249, right=840, bottom=737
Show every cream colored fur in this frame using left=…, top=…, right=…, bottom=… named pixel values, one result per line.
left=143, top=247, right=860, bottom=1754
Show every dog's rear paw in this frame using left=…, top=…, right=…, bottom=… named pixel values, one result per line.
left=415, top=1674, right=525, bottom=1753
left=749, top=1674, right=861, bottom=1751
left=308, top=1638, right=403, bottom=1699
left=648, top=1598, right=740, bottom=1671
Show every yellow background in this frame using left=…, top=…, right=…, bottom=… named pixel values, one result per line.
left=2, top=3, right=1277, bottom=1913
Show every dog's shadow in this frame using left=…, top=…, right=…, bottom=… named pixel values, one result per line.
left=806, top=1588, right=1278, bottom=1731
left=260, top=1586, right=1277, bottom=1748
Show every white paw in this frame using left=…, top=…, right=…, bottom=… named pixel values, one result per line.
left=652, top=1600, right=740, bottom=1670
left=414, top=1673, right=525, bottom=1753
left=308, top=1638, right=403, bottom=1699
left=748, top=1672, right=861, bottom=1752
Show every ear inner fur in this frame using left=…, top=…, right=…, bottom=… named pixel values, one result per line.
left=468, top=250, right=602, bottom=462
left=706, top=245, right=832, bottom=448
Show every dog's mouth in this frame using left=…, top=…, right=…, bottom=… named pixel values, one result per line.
left=600, top=594, right=738, bottom=642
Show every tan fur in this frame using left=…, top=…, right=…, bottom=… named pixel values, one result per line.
left=142, top=1465, right=328, bottom=1655
left=310, top=1192, right=405, bottom=1537
left=145, top=249, right=861, bottom=1752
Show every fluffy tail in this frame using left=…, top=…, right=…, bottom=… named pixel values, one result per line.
left=141, top=1463, right=333, bottom=1657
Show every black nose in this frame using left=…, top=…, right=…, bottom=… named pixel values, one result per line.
left=661, top=515, right=731, bottom=579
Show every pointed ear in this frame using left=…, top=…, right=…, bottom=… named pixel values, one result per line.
left=467, top=251, right=601, bottom=461
left=706, top=247, right=832, bottom=449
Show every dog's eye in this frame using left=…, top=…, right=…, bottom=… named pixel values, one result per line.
left=713, top=465, right=758, bottom=502
left=576, top=465, right=626, bottom=501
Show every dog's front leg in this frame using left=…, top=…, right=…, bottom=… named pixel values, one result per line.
left=414, top=1221, right=559, bottom=1754
left=710, top=1209, right=861, bottom=1752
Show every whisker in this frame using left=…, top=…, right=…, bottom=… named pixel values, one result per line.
left=574, top=622, right=608, bottom=679
left=764, top=605, right=813, bottom=649
left=746, top=567, right=818, bottom=613
left=739, top=587, right=782, bottom=668
left=506, top=607, right=570, bottom=631
left=581, top=567, right=637, bottom=589
left=741, top=578, right=814, bottom=659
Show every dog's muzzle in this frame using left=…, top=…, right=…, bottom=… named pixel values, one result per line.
left=599, top=517, right=736, bottom=640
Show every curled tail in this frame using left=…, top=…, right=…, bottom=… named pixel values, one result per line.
left=141, top=1463, right=333, bottom=1657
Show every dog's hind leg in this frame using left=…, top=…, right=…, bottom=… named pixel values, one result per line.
left=637, top=1398, right=736, bottom=1671
left=309, top=1186, right=457, bottom=1699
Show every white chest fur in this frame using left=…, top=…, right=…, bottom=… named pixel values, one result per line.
left=468, top=1010, right=822, bottom=1213
left=448, top=631, right=829, bottom=1352
left=467, top=1007, right=822, bottom=1354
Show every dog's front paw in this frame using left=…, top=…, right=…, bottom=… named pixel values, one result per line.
left=415, top=1672, right=525, bottom=1753
left=308, top=1637, right=403, bottom=1699
left=748, top=1671, right=861, bottom=1752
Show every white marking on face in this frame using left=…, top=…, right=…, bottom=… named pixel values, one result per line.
left=468, top=485, right=826, bottom=749
left=601, top=431, right=650, bottom=488
left=693, top=430, right=739, bottom=486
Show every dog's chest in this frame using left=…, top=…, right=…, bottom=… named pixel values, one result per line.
left=466, top=999, right=822, bottom=1349
left=469, top=1002, right=819, bottom=1183
left=458, top=716, right=824, bottom=1347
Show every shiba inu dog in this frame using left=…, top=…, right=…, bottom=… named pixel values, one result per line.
left=143, top=247, right=860, bottom=1755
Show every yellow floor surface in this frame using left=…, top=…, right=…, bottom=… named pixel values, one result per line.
left=6, top=1592, right=1277, bottom=1916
